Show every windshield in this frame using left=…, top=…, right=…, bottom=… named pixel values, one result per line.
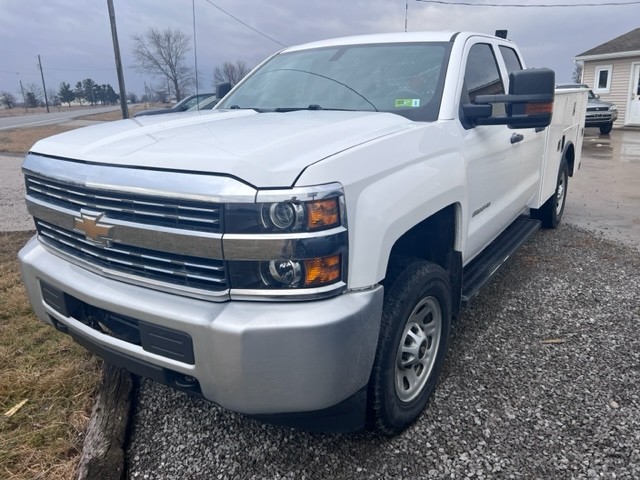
left=218, top=42, right=451, bottom=122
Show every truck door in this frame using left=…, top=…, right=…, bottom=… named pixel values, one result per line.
left=498, top=45, right=546, bottom=211
left=460, top=42, right=524, bottom=262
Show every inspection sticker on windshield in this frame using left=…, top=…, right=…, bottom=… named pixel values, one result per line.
left=395, top=98, right=420, bottom=108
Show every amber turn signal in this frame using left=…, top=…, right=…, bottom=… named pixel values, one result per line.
left=303, top=255, right=341, bottom=287
left=525, top=102, right=553, bottom=115
left=306, top=199, right=340, bottom=230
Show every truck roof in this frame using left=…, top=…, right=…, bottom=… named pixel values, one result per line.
left=283, top=31, right=508, bottom=52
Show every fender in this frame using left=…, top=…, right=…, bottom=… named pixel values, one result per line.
left=296, top=121, right=468, bottom=289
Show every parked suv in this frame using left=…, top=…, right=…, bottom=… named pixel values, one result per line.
left=585, top=88, right=617, bottom=134
left=557, top=84, right=617, bottom=134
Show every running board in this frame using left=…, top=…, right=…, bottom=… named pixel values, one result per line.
left=461, top=216, right=541, bottom=307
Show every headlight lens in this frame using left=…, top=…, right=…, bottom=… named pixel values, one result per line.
left=226, top=197, right=342, bottom=233
left=610, top=105, right=617, bottom=111
left=224, top=184, right=347, bottom=297
left=230, top=255, right=343, bottom=290
left=262, top=202, right=304, bottom=230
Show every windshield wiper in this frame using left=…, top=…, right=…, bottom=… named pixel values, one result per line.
left=274, top=104, right=322, bottom=112
left=228, top=105, right=268, bottom=113
left=273, top=105, right=358, bottom=113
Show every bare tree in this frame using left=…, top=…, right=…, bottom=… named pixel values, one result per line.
left=132, top=27, right=193, bottom=102
left=0, top=91, right=17, bottom=109
left=24, top=83, right=43, bottom=108
left=572, top=63, right=583, bottom=84
left=214, top=61, right=250, bottom=87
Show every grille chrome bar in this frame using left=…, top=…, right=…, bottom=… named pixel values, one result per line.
left=26, top=175, right=222, bottom=232
left=36, top=220, right=228, bottom=294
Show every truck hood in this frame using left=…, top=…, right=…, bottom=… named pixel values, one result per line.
left=30, top=109, right=413, bottom=187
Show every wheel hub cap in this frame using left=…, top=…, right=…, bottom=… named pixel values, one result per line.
left=395, top=296, right=442, bottom=402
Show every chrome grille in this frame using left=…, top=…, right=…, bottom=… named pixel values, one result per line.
left=26, top=175, right=222, bottom=233
left=36, top=220, right=227, bottom=292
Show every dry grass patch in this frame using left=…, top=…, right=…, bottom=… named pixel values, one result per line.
left=0, top=231, right=101, bottom=480
left=0, top=125, right=78, bottom=156
left=76, top=104, right=158, bottom=122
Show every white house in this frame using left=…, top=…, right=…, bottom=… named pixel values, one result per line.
left=575, top=28, right=640, bottom=128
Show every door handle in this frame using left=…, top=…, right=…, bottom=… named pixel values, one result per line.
left=510, top=133, right=524, bottom=144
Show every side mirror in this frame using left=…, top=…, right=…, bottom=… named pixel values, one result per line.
left=216, top=82, right=232, bottom=99
left=464, top=68, right=555, bottom=129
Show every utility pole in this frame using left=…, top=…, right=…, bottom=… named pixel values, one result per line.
left=19, top=79, right=27, bottom=113
left=37, top=54, right=50, bottom=112
left=405, top=0, right=408, bottom=32
left=107, top=0, right=129, bottom=118
left=192, top=0, right=199, bottom=97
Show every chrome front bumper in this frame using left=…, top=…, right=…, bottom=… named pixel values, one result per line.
left=19, top=236, right=383, bottom=415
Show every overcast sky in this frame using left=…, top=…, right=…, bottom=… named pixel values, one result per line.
left=1, top=0, right=638, bottom=100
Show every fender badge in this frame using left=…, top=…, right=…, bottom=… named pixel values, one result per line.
left=74, top=212, right=114, bottom=246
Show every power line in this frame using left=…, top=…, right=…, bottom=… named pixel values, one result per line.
left=200, top=0, right=287, bottom=47
left=415, top=0, right=640, bottom=6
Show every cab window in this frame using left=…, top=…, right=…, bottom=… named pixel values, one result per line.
left=463, top=43, right=504, bottom=103
left=499, top=46, right=523, bottom=76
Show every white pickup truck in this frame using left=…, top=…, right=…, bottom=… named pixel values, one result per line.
left=19, top=31, right=586, bottom=435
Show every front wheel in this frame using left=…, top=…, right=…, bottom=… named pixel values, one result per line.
left=367, top=259, right=451, bottom=435
left=531, top=158, right=569, bottom=229
left=599, top=123, right=613, bottom=135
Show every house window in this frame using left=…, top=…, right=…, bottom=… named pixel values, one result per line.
left=594, top=65, right=612, bottom=94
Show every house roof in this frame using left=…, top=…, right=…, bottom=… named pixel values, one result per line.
left=576, top=28, right=640, bottom=58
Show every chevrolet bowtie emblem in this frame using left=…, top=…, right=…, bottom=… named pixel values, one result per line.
left=74, top=212, right=114, bottom=246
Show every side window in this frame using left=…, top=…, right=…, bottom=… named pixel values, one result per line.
left=594, top=65, right=612, bottom=94
left=499, top=46, right=523, bottom=76
left=463, top=43, right=504, bottom=103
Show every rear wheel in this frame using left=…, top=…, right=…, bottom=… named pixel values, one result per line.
left=531, top=158, right=569, bottom=229
left=367, top=259, right=451, bottom=435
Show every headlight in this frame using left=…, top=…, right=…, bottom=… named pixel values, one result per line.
left=226, top=197, right=342, bottom=233
left=610, top=105, right=617, bottom=111
left=224, top=183, right=348, bottom=299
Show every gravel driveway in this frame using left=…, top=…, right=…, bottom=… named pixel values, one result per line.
left=127, top=225, right=639, bottom=479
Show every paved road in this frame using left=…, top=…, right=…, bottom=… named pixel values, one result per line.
left=0, top=106, right=118, bottom=131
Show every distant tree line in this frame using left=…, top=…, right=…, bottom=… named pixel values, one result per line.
left=59, top=79, right=119, bottom=107
left=0, top=79, right=119, bottom=110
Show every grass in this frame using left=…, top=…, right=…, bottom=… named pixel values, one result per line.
left=0, top=103, right=184, bottom=477
left=0, top=105, right=153, bottom=156
left=0, top=232, right=101, bottom=480
left=0, top=112, right=113, bottom=478
left=0, top=125, right=78, bottom=156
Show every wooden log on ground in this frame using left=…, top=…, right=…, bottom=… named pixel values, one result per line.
left=77, top=363, right=134, bottom=480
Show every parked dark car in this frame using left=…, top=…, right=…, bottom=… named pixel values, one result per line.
left=187, top=96, right=219, bottom=111
left=134, top=93, right=216, bottom=117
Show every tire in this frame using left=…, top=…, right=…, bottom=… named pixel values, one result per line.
left=367, top=259, right=451, bottom=435
left=599, top=123, right=613, bottom=135
left=531, top=158, right=569, bottom=229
